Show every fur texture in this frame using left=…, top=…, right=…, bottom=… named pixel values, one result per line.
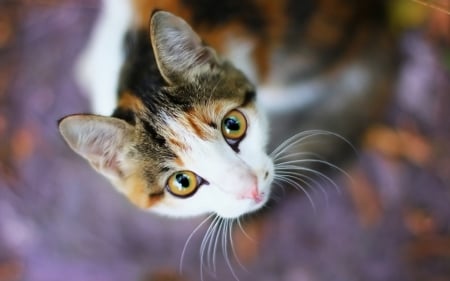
left=60, top=11, right=273, bottom=218
left=61, top=0, right=392, bottom=219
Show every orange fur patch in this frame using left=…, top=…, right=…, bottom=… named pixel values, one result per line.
left=184, top=106, right=219, bottom=140
left=186, top=113, right=209, bottom=140
left=118, top=91, right=146, bottom=113
left=123, top=175, right=163, bottom=209
left=174, top=156, right=184, bottom=167
left=148, top=192, right=165, bottom=207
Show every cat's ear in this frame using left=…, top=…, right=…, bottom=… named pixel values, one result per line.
left=58, top=115, right=133, bottom=181
left=150, top=10, right=220, bottom=84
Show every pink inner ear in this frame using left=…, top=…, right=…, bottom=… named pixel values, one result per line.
left=82, top=135, right=124, bottom=178
left=103, top=154, right=124, bottom=178
left=90, top=153, right=123, bottom=178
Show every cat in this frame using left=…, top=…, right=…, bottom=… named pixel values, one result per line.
left=59, top=0, right=392, bottom=219
left=59, top=9, right=273, bottom=219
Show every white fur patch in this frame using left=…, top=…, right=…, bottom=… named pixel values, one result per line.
left=75, top=0, right=133, bottom=115
left=150, top=106, right=274, bottom=219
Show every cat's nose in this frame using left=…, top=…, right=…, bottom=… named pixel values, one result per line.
left=239, top=184, right=264, bottom=203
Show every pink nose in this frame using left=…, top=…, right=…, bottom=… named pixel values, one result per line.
left=240, top=185, right=264, bottom=203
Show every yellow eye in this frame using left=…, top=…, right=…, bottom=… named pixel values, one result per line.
left=221, top=110, right=247, bottom=140
left=166, top=171, right=199, bottom=198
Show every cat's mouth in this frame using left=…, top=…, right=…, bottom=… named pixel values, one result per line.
left=237, top=184, right=266, bottom=203
left=216, top=189, right=270, bottom=219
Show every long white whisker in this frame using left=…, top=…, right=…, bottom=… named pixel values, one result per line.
left=274, top=176, right=317, bottom=212
left=273, top=151, right=322, bottom=163
left=271, top=130, right=356, bottom=161
left=229, top=219, right=248, bottom=273
left=200, top=216, right=217, bottom=280
left=271, top=130, right=346, bottom=158
left=211, top=217, right=223, bottom=274
left=180, top=214, right=214, bottom=273
left=223, top=219, right=240, bottom=281
left=200, top=216, right=220, bottom=272
left=211, top=216, right=225, bottom=275
left=275, top=164, right=342, bottom=194
left=200, top=216, right=223, bottom=281
left=276, top=158, right=353, bottom=186
left=272, top=181, right=288, bottom=198
left=270, top=131, right=320, bottom=159
left=275, top=170, right=330, bottom=204
left=270, top=130, right=322, bottom=157
left=237, top=218, right=254, bottom=242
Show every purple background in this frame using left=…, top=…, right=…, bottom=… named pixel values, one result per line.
left=0, top=1, right=449, bottom=281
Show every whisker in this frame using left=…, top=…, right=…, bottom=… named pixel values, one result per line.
left=204, top=216, right=221, bottom=275
left=275, top=170, right=330, bottom=205
left=211, top=217, right=223, bottom=274
left=273, top=151, right=322, bottom=163
left=271, top=130, right=356, bottom=161
left=180, top=214, right=214, bottom=273
left=200, top=216, right=218, bottom=279
left=200, top=216, right=223, bottom=281
left=275, top=164, right=342, bottom=194
left=276, top=158, right=353, bottom=186
left=270, top=131, right=318, bottom=159
left=237, top=217, right=254, bottom=242
left=223, top=218, right=240, bottom=281
left=229, top=219, right=248, bottom=273
left=273, top=175, right=317, bottom=212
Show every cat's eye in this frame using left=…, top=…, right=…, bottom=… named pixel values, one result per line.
left=221, top=110, right=247, bottom=148
left=166, top=171, right=202, bottom=198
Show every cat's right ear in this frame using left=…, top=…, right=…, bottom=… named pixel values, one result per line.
left=58, top=115, right=133, bottom=181
left=150, top=11, right=220, bottom=84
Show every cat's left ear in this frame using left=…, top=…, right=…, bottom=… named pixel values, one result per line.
left=58, top=115, right=133, bottom=182
left=150, top=11, right=220, bottom=84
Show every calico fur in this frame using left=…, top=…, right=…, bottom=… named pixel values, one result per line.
left=61, top=0, right=393, bottom=218
left=60, top=11, right=273, bottom=218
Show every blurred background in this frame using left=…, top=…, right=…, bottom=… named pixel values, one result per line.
left=0, top=0, right=449, bottom=281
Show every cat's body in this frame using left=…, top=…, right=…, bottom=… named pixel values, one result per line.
left=60, top=0, right=393, bottom=219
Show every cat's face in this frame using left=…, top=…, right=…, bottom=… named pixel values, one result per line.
left=59, top=11, right=274, bottom=219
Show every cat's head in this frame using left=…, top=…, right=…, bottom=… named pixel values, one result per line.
left=59, top=11, right=274, bottom=219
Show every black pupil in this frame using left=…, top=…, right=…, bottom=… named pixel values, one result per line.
left=225, top=117, right=240, bottom=131
left=176, top=173, right=190, bottom=188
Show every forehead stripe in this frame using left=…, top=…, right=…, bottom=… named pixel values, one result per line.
left=168, top=137, right=189, bottom=152
left=186, top=113, right=210, bottom=140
